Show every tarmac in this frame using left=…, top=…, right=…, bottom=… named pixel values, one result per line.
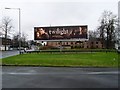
left=0, top=50, right=19, bottom=59
left=2, top=66, right=119, bottom=88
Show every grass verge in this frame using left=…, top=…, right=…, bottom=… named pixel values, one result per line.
left=1, top=52, right=119, bottom=67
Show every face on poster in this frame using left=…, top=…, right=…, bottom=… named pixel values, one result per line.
left=34, top=25, right=88, bottom=41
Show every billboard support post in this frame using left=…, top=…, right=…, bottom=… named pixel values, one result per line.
left=60, top=41, right=62, bottom=52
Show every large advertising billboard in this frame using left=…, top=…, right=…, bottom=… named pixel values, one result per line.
left=34, top=25, right=88, bottom=41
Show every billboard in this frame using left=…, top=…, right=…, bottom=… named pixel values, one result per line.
left=34, top=25, right=88, bottom=41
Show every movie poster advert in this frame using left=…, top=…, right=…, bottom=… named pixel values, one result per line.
left=34, top=25, right=88, bottom=41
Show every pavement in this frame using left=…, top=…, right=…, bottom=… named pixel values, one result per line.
left=0, top=50, right=19, bottom=59
left=2, top=66, right=119, bottom=88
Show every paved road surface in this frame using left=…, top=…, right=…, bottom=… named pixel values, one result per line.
left=0, top=50, right=19, bottom=59
left=2, top=66, right=119, bottom=88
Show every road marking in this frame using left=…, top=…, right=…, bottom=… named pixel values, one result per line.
left=2, top=71, right=119, bottom=75
left=87, top=71, right=119, bottom=74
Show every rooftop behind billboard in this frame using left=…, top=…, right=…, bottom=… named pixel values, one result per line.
left=34, top=25, right=88, bottom=41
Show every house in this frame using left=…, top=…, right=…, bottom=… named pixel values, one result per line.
left=47, top=38, right=105, bottom=49
left=0, top=37, right=12, bottom=50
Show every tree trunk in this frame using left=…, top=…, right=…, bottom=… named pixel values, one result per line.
left=5, top=29, right=7, bottom=51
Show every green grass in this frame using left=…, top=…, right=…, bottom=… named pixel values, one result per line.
left=1, top=52, right=119, bottom=67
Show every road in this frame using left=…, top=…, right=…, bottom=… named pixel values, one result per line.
left=0, top=50, right=19, bottom=59
left=2, top=66, right=119, bottom=88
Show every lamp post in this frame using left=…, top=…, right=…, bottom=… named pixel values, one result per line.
left=5, top=8, right=21, bottom=54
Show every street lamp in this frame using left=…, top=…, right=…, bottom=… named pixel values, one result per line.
left=5, top=7, right=21, bottom=54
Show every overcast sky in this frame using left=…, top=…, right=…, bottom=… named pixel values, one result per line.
left=0, top=0, right=119, bottom=40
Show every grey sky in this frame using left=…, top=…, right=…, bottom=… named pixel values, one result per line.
left=0, top=0, right=119, bottom=40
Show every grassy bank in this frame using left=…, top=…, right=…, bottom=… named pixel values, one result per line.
left=2, top=52, right=119, bottom=67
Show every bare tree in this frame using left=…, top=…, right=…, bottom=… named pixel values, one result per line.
left=98, top=19, right=106, bottom=42
left=97, top=11, right=118, bottom=49
left=12, top=33, right=19, bottom=48
left=0, top=17, right=13, bottom=50
left=21, top=33, right=28, bottom=48
left=118, top=18, right=120, bottom=49
left=88, top=30, right=99, bottom=40
left=12, top=32, right=29, bottom=49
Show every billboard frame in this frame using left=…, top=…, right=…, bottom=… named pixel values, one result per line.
left=34, top=25, right=88, bottom=42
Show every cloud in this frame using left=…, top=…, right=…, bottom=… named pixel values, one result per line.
left=0, top=1, right=118, bottom=40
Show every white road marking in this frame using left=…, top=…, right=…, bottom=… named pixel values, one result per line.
left=2, top=71, right=119, bottom=75
left=87, top=71, right=119, bottom=74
